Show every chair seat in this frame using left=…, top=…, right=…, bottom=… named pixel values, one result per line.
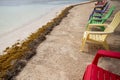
left=92, top=21, right=102, bottom=24
left=88, top=34, right=106, bottom=42
left=84, top=64, right=120, bottom=80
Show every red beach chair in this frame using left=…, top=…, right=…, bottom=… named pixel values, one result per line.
left=95, top=0, right=107, bottom=6
left=83, top=50, right=120, bottom=80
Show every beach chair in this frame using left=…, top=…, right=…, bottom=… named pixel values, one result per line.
left=95, top=0, right=107, bottom=7
left=95, top=1, right=108, bottom=10
left=83, top=50, right=120, bottom=80
left=94, top=3, right=109, bottom=14
left=87, top=6, right=115, bottom=31
left=90, top=6, right=115, bottom=22
left=80, top=11, right=120, bottom=51
left=88, top=2, right=109, bottom=20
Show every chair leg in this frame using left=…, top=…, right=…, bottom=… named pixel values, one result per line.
left=102, top=41, right=109, bottom=50
left=80, top=38, right=87, bottom=51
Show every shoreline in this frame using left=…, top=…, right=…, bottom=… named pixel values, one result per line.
left=0, top=5, right=66, bottom=55
left=0, top=1, right=94, bottom=79
left=0, top=1, right=92, bottom=55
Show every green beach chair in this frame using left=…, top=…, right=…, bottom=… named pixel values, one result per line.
left=91, top=6, right=115, bottom=21
left=87, top=6, right=115, bottom=31
left=91, top=6, right=115, bottom=20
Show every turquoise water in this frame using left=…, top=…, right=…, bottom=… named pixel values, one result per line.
left=0, top=0, right=88, bottom=36
left=0, top=4, right=57, bottom=35
left=0, top=0, right=89, bottom=54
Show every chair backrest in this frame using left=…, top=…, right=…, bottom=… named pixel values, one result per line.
left=101, top=3, right=110, bottom=13
left=95, top=1, right=108, bottom=8
left=95, top=2, right=109, bottom=13
left=88, top=2, right=109, bottom=20
left=101, top=11, right=120, bottom=40
left=105, top=11, right=120, bottom=33
left=90, top=6, right=115, bottom=24
left=103, top=6, right=115, bottom=20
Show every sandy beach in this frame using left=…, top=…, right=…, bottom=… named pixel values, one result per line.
left=0, top=0, right=119, bottom=80
left=14, top=1, right=120, bottom=80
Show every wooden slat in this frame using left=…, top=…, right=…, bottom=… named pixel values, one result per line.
left=110, top=74, right=116, bottom=80
left=116, top=76, right=120, bottom=80
left=104, top=71, right=110, bottom=80
left=98, top=68, right=104, bottom=80
left=91, top=65, right=98, bottom=80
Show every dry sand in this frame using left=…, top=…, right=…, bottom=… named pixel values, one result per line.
left=15, top=1, right=120, bottom=80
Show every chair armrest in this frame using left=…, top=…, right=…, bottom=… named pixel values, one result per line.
left=92, top=50, right=120, bottom=65
left=87, top=31, right=112, bottom=35
left=88, top=24, right=108, bottom=27
left=87, top=24, right=108, bottom=30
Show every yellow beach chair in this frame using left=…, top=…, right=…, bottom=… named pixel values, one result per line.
left=80, top=11, right=120, bottom=51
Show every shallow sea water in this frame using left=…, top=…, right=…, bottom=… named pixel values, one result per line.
left=0, top=0, right=88, bottom=35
